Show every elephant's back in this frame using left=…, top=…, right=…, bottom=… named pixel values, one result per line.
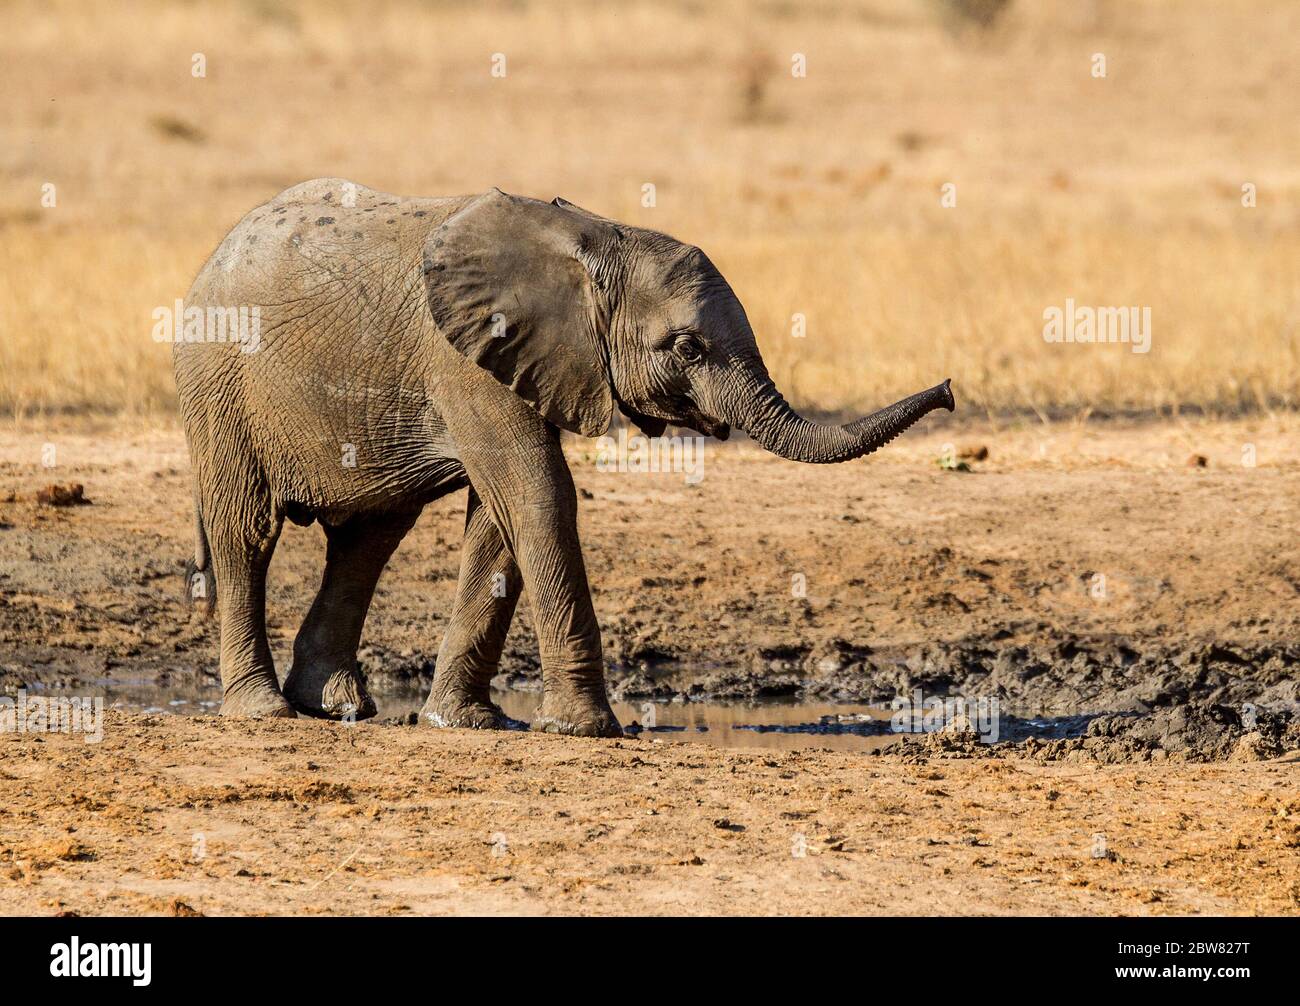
left=183, top=178, right=471, bottom=309
left=174, top=178, right=472, bottom=376
left=261, top=177, right=472, bottom=220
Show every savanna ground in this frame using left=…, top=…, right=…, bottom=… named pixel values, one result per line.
left=0, top=0, right=1297, bottom=914
left=2, top=713, right=1297, bottom=916
left=2, top=420, right=1297, bottom=915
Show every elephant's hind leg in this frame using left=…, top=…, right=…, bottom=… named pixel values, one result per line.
left=283, top=509, right=420, bottom=721
left=420, top=489, right=522, bottom=729
left=209, top=512, right=294, bottom=719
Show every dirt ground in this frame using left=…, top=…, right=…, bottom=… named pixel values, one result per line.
left=0, top=712, right=1297, bottom=916
left=1, top=415, right=1296, bottom=715
left=1, top=416, right=1298, bottom=915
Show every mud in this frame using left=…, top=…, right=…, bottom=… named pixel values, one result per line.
left=1, top=418, right=1298, bottom=764
left=889, top=700, right=1300, bottom=765
left=599, top=635, right=1296, bottom=714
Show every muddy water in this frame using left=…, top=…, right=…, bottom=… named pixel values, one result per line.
left=510, top=694, right=904, bottom=753
left=24, top=680, right=921, bottom=752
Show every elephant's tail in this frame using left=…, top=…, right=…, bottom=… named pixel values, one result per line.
left=184, top=502, right=217, bottom=620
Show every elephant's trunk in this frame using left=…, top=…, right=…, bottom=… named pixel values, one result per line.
left=731, top=367, right=954, bottom=465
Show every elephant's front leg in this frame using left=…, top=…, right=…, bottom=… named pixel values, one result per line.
left=448, top=418, right=621, bottom=738
left=420, top=490, right=522, bottom=729
left=517, top=489, right=621, bottom=737
left=516, top=491, right=621, bottom=737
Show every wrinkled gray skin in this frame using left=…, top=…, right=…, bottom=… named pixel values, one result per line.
left=174, top=178, right=954, bottom=736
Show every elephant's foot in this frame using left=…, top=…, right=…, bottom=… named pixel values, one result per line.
left=220, top=676, right=297, bottom=719
left=530, top=687, right=622, bottom=738
left=419, top=686, right=508, bottom=730
left=283, top=658, right=377, bottom=721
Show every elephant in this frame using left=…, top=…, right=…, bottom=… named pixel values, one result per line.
left=173, top=178, right=954, bottom=736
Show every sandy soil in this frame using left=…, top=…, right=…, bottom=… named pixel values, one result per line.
left=1, top=417, right=1297, bottom=915
left=0, top=712, right=1296, bottom=917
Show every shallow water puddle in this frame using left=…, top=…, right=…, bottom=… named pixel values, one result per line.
left=505, top=693, right=904, bottom=753
left=26, top=680, right=905, bottom=752
left=24, top=681, right=1084, bottom=753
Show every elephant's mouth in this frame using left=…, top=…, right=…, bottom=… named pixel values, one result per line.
left=616, top=400, right=669, bottom=438
left=675, top=396, right=730, bottom=440
left=629, top=391, right=730, bottom=441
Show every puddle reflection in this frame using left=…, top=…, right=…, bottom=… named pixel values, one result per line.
left=26, top=680, right=1088, bottom=753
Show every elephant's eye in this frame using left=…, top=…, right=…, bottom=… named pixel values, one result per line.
left=672, top=333, right=705, bottom=364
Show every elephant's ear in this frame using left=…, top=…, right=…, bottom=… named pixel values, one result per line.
left=423, top=189, right=614, bottom=437
left=550, top=195, right=602, bottom=218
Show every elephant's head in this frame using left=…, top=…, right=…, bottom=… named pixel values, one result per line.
left=423, top=189, right=953, bottom=461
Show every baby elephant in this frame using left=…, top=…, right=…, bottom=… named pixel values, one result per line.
left=174, top=179, right=953, bottom=736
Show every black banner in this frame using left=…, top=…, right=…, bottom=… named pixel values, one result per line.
left=0, top=916, right=1286, bottom=990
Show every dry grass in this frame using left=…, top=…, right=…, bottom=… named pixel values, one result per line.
left=1, top=0, right=1297, bottom=419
